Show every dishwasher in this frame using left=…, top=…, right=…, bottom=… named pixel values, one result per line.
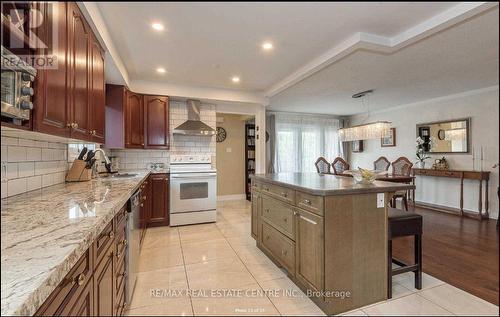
left=126, top=189, right=141, bottom=304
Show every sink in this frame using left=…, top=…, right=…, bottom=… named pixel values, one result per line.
left=99, top=173, right=138, bottom=179
left=112, top=173, right=138, bottom=178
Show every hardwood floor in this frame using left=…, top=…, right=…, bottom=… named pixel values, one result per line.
left=392, top=206, right=499, bottom=305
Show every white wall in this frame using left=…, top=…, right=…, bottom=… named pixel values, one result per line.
left=349, top=87, right=499, bottom=219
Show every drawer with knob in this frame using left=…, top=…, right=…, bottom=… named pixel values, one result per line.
left=261, top=196, right=295, bottom=240
left=296, top=191, right=324, bottom=215
left=261, top=183, right=295, bottom=204
left=261, top=221, right=295, bottom=275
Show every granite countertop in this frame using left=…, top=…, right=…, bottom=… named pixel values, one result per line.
left=0, top=171, right=150, bottom=316
left=252, top=173, right=415, bottom=196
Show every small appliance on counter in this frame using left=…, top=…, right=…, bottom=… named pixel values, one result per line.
left=1, top=45, right=36, bottom=125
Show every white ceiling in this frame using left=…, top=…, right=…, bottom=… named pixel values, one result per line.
left=97, top=2, right=459, bottom=92
left=269, top=7, right=499, bottom=115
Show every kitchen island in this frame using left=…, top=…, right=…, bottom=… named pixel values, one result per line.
left=250, top=173, right=415, bottom=315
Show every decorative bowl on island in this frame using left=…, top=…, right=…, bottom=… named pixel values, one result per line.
left=344, top=168, right=386, bottom=185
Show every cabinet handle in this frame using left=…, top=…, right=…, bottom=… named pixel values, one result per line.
left=73, top=273, right=86, bottom=286
left=108, top=231, right=115, bottom=239
left=303, top=199, right=312, bottom=205
left=118, top=271, right=127, bottom=278
left=300, top=215, right=317, bottom=225
left=293, top=210, right=298, bottom=216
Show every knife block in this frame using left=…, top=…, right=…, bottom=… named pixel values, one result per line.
left=66, top=159, right=93, bottom=182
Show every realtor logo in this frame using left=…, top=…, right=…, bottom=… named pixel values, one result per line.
left=1, top=1, right=58, bottom=69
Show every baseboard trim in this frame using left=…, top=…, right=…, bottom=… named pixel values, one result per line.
left=414, top=200, right=492, bottom=220
left=217, top=194, right=246, bottom=201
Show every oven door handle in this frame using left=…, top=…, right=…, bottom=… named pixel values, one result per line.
left=170, top=173, right=217, bottom=179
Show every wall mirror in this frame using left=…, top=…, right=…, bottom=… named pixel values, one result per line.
left=416, top=118, right=470, bottom=153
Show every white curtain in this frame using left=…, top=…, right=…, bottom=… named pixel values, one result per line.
left=274, top=113, right=343, bottom=173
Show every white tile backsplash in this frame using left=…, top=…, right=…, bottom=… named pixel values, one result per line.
left=1, top=132, right=89, bottom=199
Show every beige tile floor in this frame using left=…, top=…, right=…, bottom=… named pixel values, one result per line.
left=126, top=200, right=499, bottom=316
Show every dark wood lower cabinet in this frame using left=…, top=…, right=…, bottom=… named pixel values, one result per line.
left=149, top=174, right=169, bottom=226
left=35, top=205, right=127, bottom=317
left=59, top=278, right=94, bottom=317
left=93, top=246, right=115, bottom=316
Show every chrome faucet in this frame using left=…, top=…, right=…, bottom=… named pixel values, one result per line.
left=94, top=148, right=112, bottom=173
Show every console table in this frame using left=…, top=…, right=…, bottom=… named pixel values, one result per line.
left=411, top=168, right=490, bottom=219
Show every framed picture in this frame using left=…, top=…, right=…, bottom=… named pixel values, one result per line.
left=381, top=128, right=396, bottom=147
left=352, top=140, right=364, bottom=152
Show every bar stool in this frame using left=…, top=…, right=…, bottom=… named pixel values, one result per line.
left=388, top=208, right=423, bottom=298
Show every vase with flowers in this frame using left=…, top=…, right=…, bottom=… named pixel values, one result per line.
left=415, top=137, right=431, bottom=168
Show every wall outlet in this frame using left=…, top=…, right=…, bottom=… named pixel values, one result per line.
left=377, top=193, right=385, bottom=208
left=226, top=148, right=232, bottom=153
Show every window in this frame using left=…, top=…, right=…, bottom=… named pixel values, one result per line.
left=274, top=113, right=343, bottom=173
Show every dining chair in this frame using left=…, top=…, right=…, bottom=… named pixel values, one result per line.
left=331, top=157, right=350, bottom=175
left=315, top=157, right=331, bottom=174
left=391, top=157, right=413, bottom=210
left=374, top=156, right=390, bottom=171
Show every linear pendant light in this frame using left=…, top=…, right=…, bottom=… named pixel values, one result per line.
left=338, top=121, right=392, bottom=142
left=338, top=89, right=392, bottom=142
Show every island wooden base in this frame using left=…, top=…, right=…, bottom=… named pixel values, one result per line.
left=252, top=177, right=400, bottom=315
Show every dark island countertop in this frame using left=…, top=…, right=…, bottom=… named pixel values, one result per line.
left=251, top=173, right=415, bottom=196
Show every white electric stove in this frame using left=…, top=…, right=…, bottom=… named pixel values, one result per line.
left=169, top=155, right=217, bottom=226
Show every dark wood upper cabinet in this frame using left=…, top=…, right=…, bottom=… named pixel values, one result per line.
left=149, top=174, right=169, bottom=226
left=105, top=86, right=170, bottom=149
left=32, top=1, right=105, bottom=143
left=67, top=2, right=91, bottom=141
left=33, top=1, right=70, bottom=137
left=104, top=84, right=126, bottom=149
left=144, top=95, right=169, bottom=149
left=125, top=91, right=144, bottom=148
left=90, top=34, right=106, bottom=143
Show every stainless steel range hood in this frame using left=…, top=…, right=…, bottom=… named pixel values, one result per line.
left=173, top=99, right=216, bottom=136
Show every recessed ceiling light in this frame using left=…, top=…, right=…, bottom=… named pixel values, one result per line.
left=156, top=67, right=166, bottom=74
left=231, top=76, right=240, bottom=83
left=262, top=42, right=273, bottom=51
left=151, top=22, right=164, bottom=31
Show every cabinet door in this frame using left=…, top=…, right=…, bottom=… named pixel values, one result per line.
left=33, top=1, right=70, bottom=137
left=89, top=34, right=105, bottom=143
left=125, top=91, right=144, bottom=148
left=149, top=174, right=169, bottom=226
left=59, top=278, right=94, bottom=316
left=251, top=191, right=260, bottom=239
left=94, top=246, right=115, bottom=316
left=295, top=208, right=324, bottom=292
left=68, top=2, right=91, bottom=140
left=144, top=95, right=169, bottom=149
